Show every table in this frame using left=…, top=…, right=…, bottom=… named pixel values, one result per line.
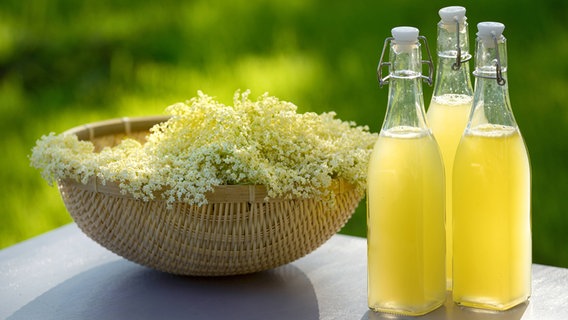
left=1, top=224, right=567, bottom=320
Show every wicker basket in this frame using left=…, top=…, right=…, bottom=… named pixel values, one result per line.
left=57, top=116, right=363, bottom=276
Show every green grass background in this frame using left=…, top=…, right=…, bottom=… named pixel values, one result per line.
left=1, top=0, right=567, bottom=267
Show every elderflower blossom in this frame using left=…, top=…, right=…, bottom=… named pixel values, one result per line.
left=30, top=90, right=378, bottom=206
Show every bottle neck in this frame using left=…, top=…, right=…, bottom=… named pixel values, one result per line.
left=381, top=42, right=429, bottom=134
left=473, top=34, right=508, bottom=79
left=436, top=20, right=470, bottom=56
left=467, top=36, right=516, bottom=131
left=432, top=20, right=473, bottom=98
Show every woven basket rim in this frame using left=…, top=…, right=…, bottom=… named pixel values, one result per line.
left=59, top=177, right=354, bottom=204
left=63, top=115, right=171, bottom=140
left=59, top=115, right=356, bottom=204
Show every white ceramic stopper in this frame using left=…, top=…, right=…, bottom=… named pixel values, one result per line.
left=391, top=26, right=419, bottom=43
left=477, top=21, right=505, bottom=39
left=439, top=6, right=466, bottom=23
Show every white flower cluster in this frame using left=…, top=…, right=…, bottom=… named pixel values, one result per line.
left=31, top=90, right=378, bottom=206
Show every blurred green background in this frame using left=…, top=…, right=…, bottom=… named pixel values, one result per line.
left=1, top=0, right=567, bottom=267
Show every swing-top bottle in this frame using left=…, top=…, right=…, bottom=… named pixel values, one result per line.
left=367, top=26, right=446, bottom=316
left=452, top=22, right=531, bottom=310
left=426, top=6, right=474, bottom=290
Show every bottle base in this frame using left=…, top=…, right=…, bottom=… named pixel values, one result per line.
left=369, top=300, right=444, bottom=316
left=454, top=296, right=530, bottom=311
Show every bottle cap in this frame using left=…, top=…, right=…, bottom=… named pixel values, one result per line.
left=439, top=6, right=466, bottom=23
left=477, top=22, right=505, bottom=39
left=391, top=26, right=419, bottom=43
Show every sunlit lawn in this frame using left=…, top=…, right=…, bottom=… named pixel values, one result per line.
left=1, top=0, right=568, bottom=268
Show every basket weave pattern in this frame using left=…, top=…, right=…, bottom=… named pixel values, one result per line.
left=57, top=116, right=362, bottom=276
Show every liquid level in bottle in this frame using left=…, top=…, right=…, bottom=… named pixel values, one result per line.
left=427, top=94, right=472, bottom=289
left=453, top=124, right=531, bottom=310
left=367, top=126, right=446, bottom=316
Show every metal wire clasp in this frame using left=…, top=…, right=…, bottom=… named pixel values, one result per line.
left=377, top=36, right=434, bottom=87
left=376, top=37, right=393, bottom=87
left=493, top=32, right=506, bottom=86
left=451, top=17, right=472, bottom=71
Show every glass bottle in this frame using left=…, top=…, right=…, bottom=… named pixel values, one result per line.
left=367, top=26, right=445, bottom=316
left=426, top=6, right=474, bottom=291
left=452, top=22, right=531, bottom=310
